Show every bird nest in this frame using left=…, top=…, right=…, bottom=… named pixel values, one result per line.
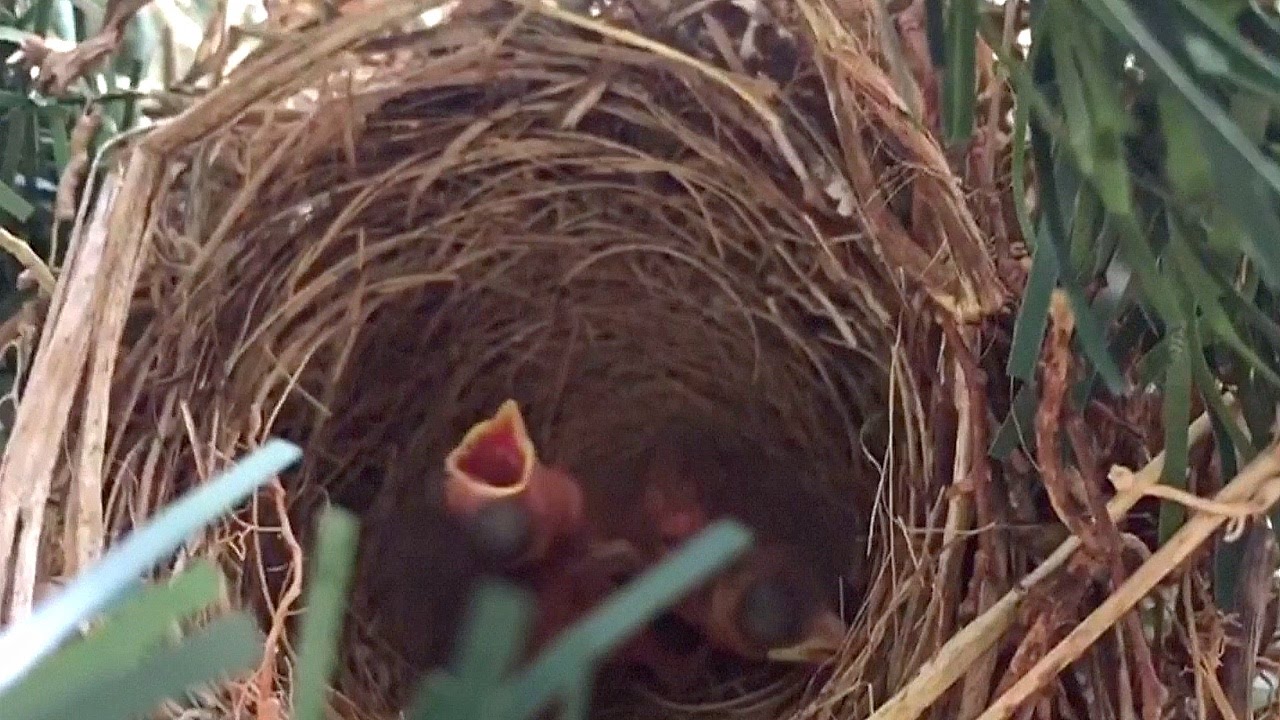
left=0, top=0, right=1021, bottom=718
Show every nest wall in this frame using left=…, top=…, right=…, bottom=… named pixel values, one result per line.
left=3, top=1, right=1012, bottom=718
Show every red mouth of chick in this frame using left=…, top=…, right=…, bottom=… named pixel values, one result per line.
left=453, top=416, right=528, bottom=488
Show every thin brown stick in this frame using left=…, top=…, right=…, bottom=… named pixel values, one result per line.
left=1220, top=522, right=1275, bottom=720
left=1033, top=294, right=1100, bottom=555
left=1066, top=417, right=1166, bottom=720
left=942, top=320, right=1006, bottom=720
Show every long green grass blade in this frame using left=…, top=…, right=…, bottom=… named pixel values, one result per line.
left=1171, top=0, right=1280, bottom=104
left=0, top=439, right=302, bottom=690
left=990, top=382, right=1038, bottom=459
left=43, top=107, right=71, bottom=171
left=925, top=0, right=945, bottom=65
left=942, top=0, right=978, bottom=144
left=1169, top=237, right=1280, bottom=389
left=0, top=27, right=29, bottom=43
left=1080, top=0, right=1280, bottom=288
left=0, top=178, right=34, bottom=222
left=1188, top=329, right=1254, bottom=459
left=1030, top=122, right=1127, bottom=394
left=407, top=583, right=533, bottom=720
left=454, top=584, right=532, bottom=687
left=1008, top=228, right=1058, bottom=382
left=291, top=507, right=360, bottom=720
left=26, top=0, right=55, bottom=34
left=1158, top=324, right=1192, bottom=542
left=24, top=612, right=264, bottom=720
left=1210, top=398, right=1244, bottom=608
left=1, top=108, right=31, bottom=190
left=500, top=520, right=752, bottom=719
left=0, top=562, right=223, bottom=718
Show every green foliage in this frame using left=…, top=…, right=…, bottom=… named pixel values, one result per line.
left=950, top=0, right=1280, bottom=546
left=0, top=0, right=152, bottom=254
left=0, top=0, right=163, bottom=446
left=0, top=440, right=302, bottom=696
left=0, top=438, right=752, bottom=720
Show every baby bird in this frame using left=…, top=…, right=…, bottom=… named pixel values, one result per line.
left=622, top=423, right=853, bottom=666
left=444, top=399, right=587, bottom=568
left=444, top=402, right=713, bottom=684
left=697, top=544, right=847, bottom=663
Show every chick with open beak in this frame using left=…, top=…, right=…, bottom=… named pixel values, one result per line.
left=443, top=399, right=586, bottom=568
left=442, top=400, right=713, bottom=684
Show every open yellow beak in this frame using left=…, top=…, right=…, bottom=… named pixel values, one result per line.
left=443, top=399, right=538, bottom=515
left=765, top=610, right=847, bottom=664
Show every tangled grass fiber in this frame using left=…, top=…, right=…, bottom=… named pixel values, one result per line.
left=0, top=0, right=1029, bottom=718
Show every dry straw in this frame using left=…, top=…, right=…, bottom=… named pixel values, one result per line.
left=6, top=1, right=1271, bottom=720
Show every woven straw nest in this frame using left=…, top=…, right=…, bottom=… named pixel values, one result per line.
left=0, top=0, right=1031, bottom=718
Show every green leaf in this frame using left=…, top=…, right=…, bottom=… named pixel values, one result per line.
left=454, top=584, right=531, bottom=688
left=0, top=27, right=31, bottom=44
left=25, top=0, right=55, bottom=35
left=1188, top=319, right=1254, bottom=459
left=407, top=583, right=533, bottom=720
left=120, top=60, right=143, bottom=130
left=1162, top=210, right=1280, bottom=389
left=1, top=107, right=32, bottom=187
left=1007, top=230, right=1058, bottom=383
left=1049, top=19, right=1097, bottom=178
left=48, top=0, right=74, bottom=41
left=1067, top=186, right=1105, bottom=280
left=1010, top=88, right=1036, bottom=247
left=1080, top=0, right=1280, bottom=288
left=291, top=507, right=361, bottom=720
left=1157, top=324, right=1193, bottom=542
left=0, top=439, right=302, bottom=691
left=42, top=106, right=71, bottom=171
left=0, top=179, right=35, bottom=222
left=0, top=562, right=224, bottom=719
left=499, top=520, right=752, bottom=719
left=942, top=0, right=978, bottom=144
left=1135, top=335, right=1172, bottom=391
left=23, top=612, right=264, bottom=720
left=1158, top=92, right=1215, bottom=205
left=990, top=381, right=1039, bottom=459
left=1170, top=0, right=1280, bottom=105
left=925, top=0, right=945, bottom=65
left=1029, top=120, right=1127, bottom=394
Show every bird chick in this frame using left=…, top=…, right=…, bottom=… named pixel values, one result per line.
left=518, top=535, right=714, bottom=690
left=624, top=425, right=852, bottom=665
left=699, top=544, right=847, bottom=664
left=444, top=399, right=587, bottom=568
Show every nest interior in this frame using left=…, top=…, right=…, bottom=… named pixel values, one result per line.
left=27, top=1, right=1012, bottom=718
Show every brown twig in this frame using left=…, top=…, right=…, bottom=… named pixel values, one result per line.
left=1034, top=292, right=1104, bottom=556
left=1066, top=417, right=1167, bottom=720
left=942, top=319, right=1008, bottom=720
left=1219, top=522, right=1276, bottom=720
left=28, top=0, right=156, bottom=95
